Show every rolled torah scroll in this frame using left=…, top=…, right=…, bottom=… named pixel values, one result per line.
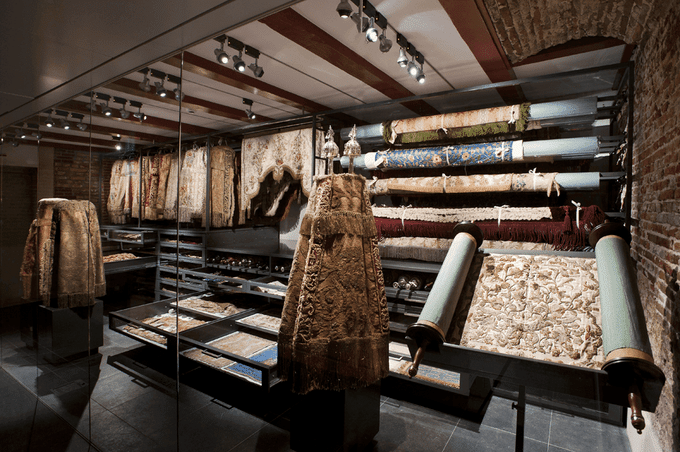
left=406, top=222, right=483, bottom=377
left=589, top=222, right=665, bottom=434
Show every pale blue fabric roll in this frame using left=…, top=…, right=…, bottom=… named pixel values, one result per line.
left=416, top=231, right=478, bottom=341
left=594, top=235, right=653, bottom=358
left=554, top=172, right=600, bottom=190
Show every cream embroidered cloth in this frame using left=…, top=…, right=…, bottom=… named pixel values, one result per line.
left=178, top=147, right=207, bottom=222
left=368, top=173, right=560, bottom=197
left=130, top=159, right=140, bottom=218
left=239, top=128, right=324, bottom=224
left=203, top=145, right=236, bottom=228
left=163, top=153, right=181, bottom=220
left=372, top=206, right=552, bottom=223
left=155, top=154, right=173, bottom=219
left=451, top=254, right=604, bottom=369
left=387, top=104, right=523, bottom=144
left=107, top=160, right=132, bottom=224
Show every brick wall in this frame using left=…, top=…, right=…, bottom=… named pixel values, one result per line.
left=53, top=149, right=111, bottom=224
left=629, top=3, right=680, bottom=451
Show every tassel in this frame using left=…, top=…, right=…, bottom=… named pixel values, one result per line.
left=563, top=206, right=573, bottom=233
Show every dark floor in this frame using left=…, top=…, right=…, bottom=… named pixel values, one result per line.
left=0, top=303, right=632, bottom=452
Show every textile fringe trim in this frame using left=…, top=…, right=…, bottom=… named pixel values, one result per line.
left=300, top=212, right=378, bottom=237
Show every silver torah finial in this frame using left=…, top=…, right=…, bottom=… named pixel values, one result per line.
left=322, top=125, right=340, bottom=175
left=344, top=124, right=361, bottom=173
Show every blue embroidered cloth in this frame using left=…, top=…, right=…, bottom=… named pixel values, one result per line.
left=379, top=142, right=514, bottom=169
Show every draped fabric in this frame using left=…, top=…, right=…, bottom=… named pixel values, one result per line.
left=383, top=103, right=531, bottom=145
left=366, top=141, right=523, bottom=171
left=142, top=154, right=161, bottom=220
left=239, top=128, right=325, bottom=224
left=20, top=199, right=105, bottom=307
left=164, top=153, right=181, bottom=220
left=374, top=205, right=606, bottom=251
left=278, top=173, right=390, bottom=394
left=130, top=159, right=141, bottom=219
left=178, top=147, right=207, bottom=223
left=107, top=160, right=132, bottom=224
left=368, top=172, right=559, bottom=197
left=372, top=206, right=553, bottom=224
left=203, top=146, right=236, bottom=228
left=155, top=154, right=173, bottom=219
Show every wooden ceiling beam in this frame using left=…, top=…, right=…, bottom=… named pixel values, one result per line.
left=439, top=0, right=525, bottom=105
left=15, top=138, right=114, bottom=153
left=164, top=53, right=364, bottom=126
left=106, top=77, right=273, bottom=123
left=8, top=129, right=122, bottom=148
left=259, top=8, right=439, bottom=117
left=58, top=100, right=217, bottom=136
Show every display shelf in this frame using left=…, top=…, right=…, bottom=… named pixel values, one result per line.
left=100, top=227, right=157, bottom=246
left=104, top=255, right=157, bottom=275
left=207, top=275, right=287, bottom=300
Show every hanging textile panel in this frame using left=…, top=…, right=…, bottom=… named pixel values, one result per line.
left=449, top=253, right=604, bottom=369
left=155, top=153, right=173, bottom=219
left=20, top=199, right=105, bottom=307
left=383, top=103, right=531, bottom=145
left=368, top=172, right=560, bottom=196
left=178, top=147, right=207, bottom=223
left=163, top=153, right=181, bottom=220
left=130, top=159, right=141, bottom=219
left=142, top=154, right=162, bottom=220
left=374, top=205, right=606, bottom=251
left=372, top=206, right=552, bottom=224
left=203, top=145, right=236, bottom=228
left=368, top=141, right=523, bottom=171
left=107, top=160, right=133, bottom=224
left=239, top=128, right=324, bottom=224
left=278, top=173, right=390, bottom=394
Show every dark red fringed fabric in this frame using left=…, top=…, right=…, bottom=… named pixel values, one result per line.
left=374, top=205, right=606, bottom=251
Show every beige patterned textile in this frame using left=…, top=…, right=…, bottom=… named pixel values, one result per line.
left=239, top=128, right=324, bottom=224
left=155, top=154, right=173, bottom=219
left=202, top=146, right=236, bottom=228
left=372, top=206, right=552, bottom=223
left=388, top=104, right=523, bottom=144
left=163, top=153, right=181, bottom=220
left=453, top=254, right=604, bottom=369
left=368, top=172, right=559, bottom=196
left=178, top=147, right=207, bottom=223
left=130, top=159, right=141, bottom=218
left=107, top=160, right=132, bottom=224
left=278, top=173, right=389, bottom=394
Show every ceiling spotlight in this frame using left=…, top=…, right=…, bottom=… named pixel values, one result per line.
left=248, top=59, right=264, bottom=78
left=174, top=84, right=184, bottom=101
left=415, top=64, right=426, bottom=84
left=139, top=73, right=151, bottom=92
left=113, top=136, right=123, bottom=151
left=155, top=77, right=168, bottom=97
left=350, top=13, right=370, bottom=33
left=133, top=106, right=146, bottom=122
left=12, top=140, right=19, bottom=147
left=32, top=131, right=43, bottom=140
left=119, top=104, right=130, bottom=119
left=214, top=41, right=229, bottom=65
left=243, top=98, right=256, bottom=119
left=77, top=119, right=87, bottom=131
left=379, top=30, right=392, bottom=52
left=19, top=128, right=27, bottom=139
left=45, top=111, right=55, bottom=128
left=336, top=0, right=353, bottom=18
left=365, top=18, right=378, bottom=42
left=101, top=101, right=112, bottom=116
left=407, top=57, right=419, bottom=77
left=397, top=48, right=408, bottom=67
left=232, top=51, right=246, bottom=72
left=60, top=118, right=71, bottom=130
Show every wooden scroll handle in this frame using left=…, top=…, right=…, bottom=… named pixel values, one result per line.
left=407, top=339, right=429, bottom=378
left=628, top=384, right=645, bottom=434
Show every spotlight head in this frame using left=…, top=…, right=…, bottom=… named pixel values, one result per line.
left=407, top=59, right=419, bottom=77
left=379, top=31, right=392, bottom=53
left=115, top=143, right=122, bottom=151
left=60, top=118, right=71, bottom=130
left=19, top=129, right=27, bottom=139
left=246, top=109, right=256, bottom=120
left=365, top=18, right=378, bottom=42
left=32, top=131, right=43, bottom=140
left=139, top=74, right=151, bottom=92
left=232, top=53, right=246, bottom=72
left=101, top=102, right=112, bottom=116
left=174, top=87, right=185, bottom=101
left=119, top=107, right=130, bottom=119
left=45, top=112, right=55, bottom=128
left=416, top=69, right=426, bottom=84
left=77, top=121, right=87, bottom=131
left=155, top=81, right=167, bottom=97
left=336, top=0, right=353, bottom=18
left=214, top=43, right=229, bottom=64
left=397, top=48, right=408, bottom=67
left=248, top=62, right=264, bottom=78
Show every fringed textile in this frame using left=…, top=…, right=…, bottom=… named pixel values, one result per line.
left=239, top=128, right=325, bottom=224
left=178, top=148, right=207, bottom=223
left=374, top=205, right=606, bottom=251
left=383, top=103, right=531, bottom=145
left=164, top=153, right=181, bottom=220
left=20, top=199, right=105, bottom=307
left=367, top=141, right=523, bottom=171
left=278, top=173, right=390, bottom=394
left=372, top=206, right=552, bottom=223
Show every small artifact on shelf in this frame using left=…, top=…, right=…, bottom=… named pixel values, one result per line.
left=103, top=253, right=139, bottom=263
left=118, top=233, right=142, bottom=241
left=121, top=310, right=207, bottom=345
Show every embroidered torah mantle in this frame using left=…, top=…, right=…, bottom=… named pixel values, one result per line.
left=278, top=173, right=390, bottom=394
